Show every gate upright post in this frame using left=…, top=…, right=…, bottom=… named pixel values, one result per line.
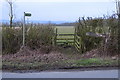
left=54, top=28, right=57, bottom=46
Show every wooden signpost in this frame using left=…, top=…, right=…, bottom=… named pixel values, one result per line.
left=23, top=12, right=31, bottom=46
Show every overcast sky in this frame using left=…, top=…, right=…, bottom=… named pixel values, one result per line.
left=0, top=0, right=117, bottom=22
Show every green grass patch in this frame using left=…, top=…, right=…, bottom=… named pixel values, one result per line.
left=66, top=58, right=118, bottom=67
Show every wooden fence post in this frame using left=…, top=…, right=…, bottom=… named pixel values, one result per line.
left=54, top=28, right=57, bottom=46
left=79, top=36, right=82, bottom=53
left=74, top=27, right=76, bottom=46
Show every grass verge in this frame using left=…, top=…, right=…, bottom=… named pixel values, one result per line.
left=2, top=58, right=118, bottom=72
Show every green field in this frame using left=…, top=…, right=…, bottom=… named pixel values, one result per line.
left=54, top=26, right=75, bottom=34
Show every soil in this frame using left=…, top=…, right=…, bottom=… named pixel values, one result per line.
left=2, top=46, right=67, bottom=63
left=2, top=46, right=119, bottom=72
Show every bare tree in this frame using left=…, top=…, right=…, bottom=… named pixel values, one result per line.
left=116, top=0, right=120, bottom=53
left=116, top=0, right=120, bottom=14
left=118, top=1, right=120, bottom=53
left=6, top=0, right=14, bottom=27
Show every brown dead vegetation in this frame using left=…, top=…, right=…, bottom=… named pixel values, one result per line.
left=2, top=46, right=67, bottom=63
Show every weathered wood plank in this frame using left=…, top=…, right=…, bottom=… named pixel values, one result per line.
left=57, top=38, right=74, bottom=40
left=56, top=41, right=74, bottom=43
left=57, top=34, right=74, bottom=36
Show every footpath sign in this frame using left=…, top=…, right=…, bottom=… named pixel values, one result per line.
left=25, top=13, right=31, bottom=16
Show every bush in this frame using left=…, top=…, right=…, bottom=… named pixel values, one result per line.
left=2, top=25, right=54, bottom=54
left=76, top=14, right=118, bottom=56
left=2, top=27, right=22, bottom=54
left=76, top=17, right=103, bottom=53
left=26, top=26, right=54, bottom=49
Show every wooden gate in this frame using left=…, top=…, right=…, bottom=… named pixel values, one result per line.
left=53, top=26, right=82, bottom=53
left=54, top=26, right=75, bottom=46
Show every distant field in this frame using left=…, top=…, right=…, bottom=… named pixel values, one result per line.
left=54, top=26, right=75, bottom=34
left=54, top=26, right=75, bottom=45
